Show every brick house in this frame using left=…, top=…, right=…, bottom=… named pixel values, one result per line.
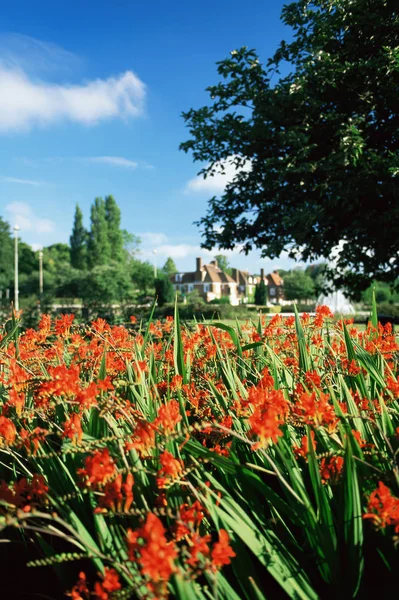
left=231, top=269, right=258, bottom=303
left=171, top=258, right=239, bottom=305
left=265, top=269, right=284, bottom=303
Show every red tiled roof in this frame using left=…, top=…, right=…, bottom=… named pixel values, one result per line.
left=267, top=272, right=284, bottom=286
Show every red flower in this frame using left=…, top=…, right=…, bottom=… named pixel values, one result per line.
left=78, top=449, right=116, bottom=488
left=127, top=513, right=177, bottom=583
left=363, top=481, right=399, bottom=533
left=93, top=568, right=121, bottom=599
left=0, top=415, right=17, bottom=446
left=319, top=455, right=344, bottom=484
left=157, top=451, right=183, bottom=488
left=63, top=413, right=83, bottom=444
left=155, top=400, right=182, bottom=433
left=211, top=529, right=236, bottom=569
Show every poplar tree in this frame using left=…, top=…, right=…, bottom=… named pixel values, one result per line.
left=105, top=195, right=124, bottom=263
left=87, top=198, right=111, bottom=268
left=70, top=204, right=87, bottom=270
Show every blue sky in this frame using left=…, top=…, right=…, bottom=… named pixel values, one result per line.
left=0, top=0, right=299, bottom=273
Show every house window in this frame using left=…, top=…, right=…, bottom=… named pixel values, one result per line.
left=204, top=284, right=210, bottom=293
left=176, top=273, right=183, bottom=283
left=188, top=284, right=194, bottom=292
left=270, top=288, right=276, bottom=296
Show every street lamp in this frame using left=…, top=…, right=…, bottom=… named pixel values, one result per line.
left=153, top=249, right=157, bottom=279
left=39, top=250, right=44, bottom=299
left=13, top=225, right=20, bottom=312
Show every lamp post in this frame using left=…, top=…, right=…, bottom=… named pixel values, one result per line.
left=153, top=249, right=157, bottom=279
left=13, top=225, right=20, bottom=312
left=39, top=250, right=44, bottom=299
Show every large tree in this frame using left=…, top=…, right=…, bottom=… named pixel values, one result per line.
left=87, top=198, right=111, bottom=268
left=70, top=205, right=87, bottom=270
left=105, top=195, right=124, bottom=263
left=181, top=0, right=399, bottom=295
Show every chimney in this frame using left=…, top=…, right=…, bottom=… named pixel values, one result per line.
left=260, top=268, right=265, bottom=281
left=211, top=259, right=218, bottom=268
left=196, top=257, right=202, bottom=272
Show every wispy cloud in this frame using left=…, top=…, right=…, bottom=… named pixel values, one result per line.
left=0, top=63, right=146, bottom=133
left=186, top=155, right=252, bottom=194
left=86, top=156, right=139, bottom=170
left=1, top=175, right=44, bottom=186
left=5, top=202, right=55, bottom=233
left=0, top=33, right=82, bottom=78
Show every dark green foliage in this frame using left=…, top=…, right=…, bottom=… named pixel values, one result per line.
left=0, top=217, right=13, bottom=290
left=105, top=195, right=124, bottom=263
left=70, top=205, right=87, bottom=269
left=87, top=198, right=111, bottom=268
left=283, top=269, right=315, bottom=302
left=80, top=263, right=133, bottom=306
left=131, top=259, right=155, bottom=296
left=155, top=275, right=175, bottom=306
left=181, top=0, right=399, bottom=294
left=255, top=279, right=267, bottom=305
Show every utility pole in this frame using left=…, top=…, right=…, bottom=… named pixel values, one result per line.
left=13, top=225, right=20, bottom=312
left=39, top=250, right=44, bottom=298
left=153, top=249, right=157, bottom=279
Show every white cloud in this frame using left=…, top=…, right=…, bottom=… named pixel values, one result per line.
left=5, top=202, right=55, bottom=234
left=186, top=155, right=252, bottom=194
left=139, top=232, right=169, bottom=246
left=86, top=156, right=138, bottom=169
left=0, top=66, right=146, bottom=133
left=0, top=175, right=44, bottom=186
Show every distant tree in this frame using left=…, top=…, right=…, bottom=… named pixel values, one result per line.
left=123, top=230, right=141, bottom=261
left=283, top=270, right=315, bottom=302
left=105, top=195, right=124, bottom=263
left=19, top=242, right=37, bottom=276
left=155, top=275, right=175, bottom=306
left=162, top=257, right=178, bottom=278
left=214, top=254, right=232, bottom=276
left=0, top=217, right=13, bottom=291
left=362, top=281, right=392, bottom=305
left=70, top=205, right=87, bottom=269
left=254, top=279, right=267, bottom=306
left=306, top=263, right=328, bottom=297
left=131, top=259, right=155, bottom=295
left=88, top=198, right=111, bottom=268
left=80, top=264, right=133, bottom=306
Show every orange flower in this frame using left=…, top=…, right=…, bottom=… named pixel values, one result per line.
left=93, top=568, right=121, bottom=599
left=0, top=415, right=17, bottom=446
left=211, top=529, right=236, bottom=569
left=78, top=449, right=117, bottom=488
left=363, top=481, right=399, bottom=533
left=155, top=400, right=182, bottom=433
left=63, top=413, right=83, bottom=445
left=319, top=455, right=344, bottom=484
left=127, top=513, right=177, bottom=583
left=157, top=451, right=183, bottom=488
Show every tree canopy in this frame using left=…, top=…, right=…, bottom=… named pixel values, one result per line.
left=181, top=0, right=399, bottom=295
left=283, top=269, right=315, bottom=302
left=162, top=257, right=178, bottom=278
left=214, top=254, right=232, bottom=276
left=70, top=205, right=87, bottom=270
